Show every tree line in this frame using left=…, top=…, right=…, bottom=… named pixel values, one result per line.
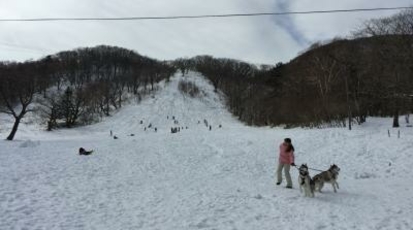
left=0, top=45, right=175, bottom=140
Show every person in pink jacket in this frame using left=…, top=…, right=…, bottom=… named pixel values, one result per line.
left=276, top=138, right=296, bottom=188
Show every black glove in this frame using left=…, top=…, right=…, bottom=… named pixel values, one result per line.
left=291, top=163, right=296, bottom=166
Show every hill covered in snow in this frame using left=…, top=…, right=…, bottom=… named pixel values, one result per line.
left=0, top=72, right=412, bottom=230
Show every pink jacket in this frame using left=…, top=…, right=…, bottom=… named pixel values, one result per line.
left=279, top=143, right=295, bottom=164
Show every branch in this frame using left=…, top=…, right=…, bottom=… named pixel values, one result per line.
left=0, top=97, right=17, bottom=118
left=0, top=108, right=13, bottom=115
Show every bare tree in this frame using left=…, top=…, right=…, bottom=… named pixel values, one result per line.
left=354, top=9, right=413, bottom=127
left=0, top=62, right=37, bottom=140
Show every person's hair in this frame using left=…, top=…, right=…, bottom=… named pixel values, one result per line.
left=283, top=138, right=294, bottom=152
left=286, top=144, right=295, bottom=152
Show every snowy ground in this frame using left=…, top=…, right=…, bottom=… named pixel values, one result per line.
left=1, top=72, right=412, bottom=230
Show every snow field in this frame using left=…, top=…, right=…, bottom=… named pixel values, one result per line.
left=1, top=72, right=412, bottom=230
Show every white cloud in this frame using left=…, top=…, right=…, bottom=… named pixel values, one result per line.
left=287, top=0, right=413, bottom=43
left=0, top=0, right=411, bottom=64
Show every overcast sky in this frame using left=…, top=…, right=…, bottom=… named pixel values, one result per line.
left=0, top=0, right=411, bottom=65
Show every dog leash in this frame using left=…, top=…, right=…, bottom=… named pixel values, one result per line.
left=294, top=165, right=324, bottom=172
left=308, top=167, right=324, bottom=172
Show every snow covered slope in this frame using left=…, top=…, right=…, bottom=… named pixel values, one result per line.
left=0, top=72, right=412, bottom=230
left=86, top=71, right=238, bottom=135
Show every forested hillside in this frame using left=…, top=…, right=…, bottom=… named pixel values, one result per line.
left=1, top=9, right=413, bottom=140
left=0, top=46, right=175, bottom=139
left=175, top=9, right=413, bottom=128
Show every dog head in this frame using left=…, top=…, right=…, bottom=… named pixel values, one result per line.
left=299, top=164, right=309, bottom=176
left=329, top=164, right=340, bottom=174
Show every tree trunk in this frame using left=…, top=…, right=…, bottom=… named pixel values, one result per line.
left=393, top=108, right=400, bottom=127
left=6, top=117, right=22, bottom=140
left=344, top=73, right=351, bottom=130
left=118, top=90, right=122, bottom=108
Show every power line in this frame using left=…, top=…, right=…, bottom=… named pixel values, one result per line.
left=0, top=6, right=412, bottom=22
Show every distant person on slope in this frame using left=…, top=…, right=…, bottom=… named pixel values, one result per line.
left=79, top=147, right=94, bottom=155
left=276, top=138, right=295, bottom=188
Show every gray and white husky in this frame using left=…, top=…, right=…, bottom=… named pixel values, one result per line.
left=312, top=164, right=340, bottom=193
left=298, top=164, right=315, bottom=197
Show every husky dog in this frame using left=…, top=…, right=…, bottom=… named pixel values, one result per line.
left=298, top=164, right=315, bottom=197
left=312, top=164, right=340, bottom=193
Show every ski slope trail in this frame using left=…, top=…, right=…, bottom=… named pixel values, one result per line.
left=1, top=72, right=412, bottom=230
left=85, top=72, right=239, bottom=137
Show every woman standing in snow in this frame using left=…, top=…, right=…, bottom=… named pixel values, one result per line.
left=276, top=138, right=295, bottom=188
